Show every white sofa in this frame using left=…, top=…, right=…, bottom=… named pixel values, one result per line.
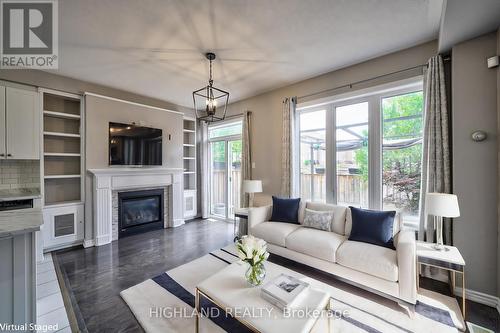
left=248, top=201, right=417, bottom=306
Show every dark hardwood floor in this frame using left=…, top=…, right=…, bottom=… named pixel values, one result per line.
left=54, top=219, right=234, bottom=332
left=54, top=219, right=499, bottom=333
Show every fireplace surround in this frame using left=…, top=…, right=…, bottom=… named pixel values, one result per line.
left=87, top=168, right=183, bottom=247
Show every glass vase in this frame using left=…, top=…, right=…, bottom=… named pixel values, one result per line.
left=245, top=262, right=266, bottom=286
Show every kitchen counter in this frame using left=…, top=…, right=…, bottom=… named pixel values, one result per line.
left=0, top=188, right=41, bottom=201
left=0, top=208, right=43, bottom=237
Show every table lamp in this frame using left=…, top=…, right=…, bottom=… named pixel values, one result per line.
left=425, top=193, right=460, bottom=251
left=243, top=180, right=262, bottom=207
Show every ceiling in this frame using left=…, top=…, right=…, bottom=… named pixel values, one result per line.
left=53, top=0, right=445, bottom=107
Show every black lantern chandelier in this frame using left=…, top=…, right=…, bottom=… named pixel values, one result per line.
left=192, top=52, right=229, bottom=123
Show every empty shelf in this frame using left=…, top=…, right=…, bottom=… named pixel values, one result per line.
left=44, top=174, right=81, bottom=179
left=44, top=110, right=81, bottom=119
left=44, top=131, right=81, bottom=138
left=44, top=153, right=81, bottom=157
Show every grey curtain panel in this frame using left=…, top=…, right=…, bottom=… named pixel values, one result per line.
left=281, top=97, right=297, bottom=198
left=240, top=111, right=252, bottom=208
left=418, top=55, right=451, bottom=244
left=199, top=121, right=210, bottom=218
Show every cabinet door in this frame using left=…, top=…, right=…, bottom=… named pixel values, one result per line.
left=184, top=190, right=197, bottom=218
left=42, top=204, right=84, bottom=250
left=6, top=87, right=40, bottom=159
left=0, top=87, right=5, bottom=157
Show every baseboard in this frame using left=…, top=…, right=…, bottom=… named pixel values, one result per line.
left=454, top=286, right=499, bottom=308
left=83, top=239, right=95, bottom=248
left=172, top=219, right=185, bottom=227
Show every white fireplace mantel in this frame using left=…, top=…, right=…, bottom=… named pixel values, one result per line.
left=88, top=168, right=184, bottom=246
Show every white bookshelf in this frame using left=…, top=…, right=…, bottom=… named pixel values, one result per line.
left=183, top=117, right=197, bottom=219
left=40, top=89, right=85, bottom=251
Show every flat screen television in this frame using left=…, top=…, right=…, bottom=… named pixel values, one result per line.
left=109, top=122, right=162, bottom=166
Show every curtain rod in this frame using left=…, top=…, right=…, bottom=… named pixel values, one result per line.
left=297, top=64, right=426, bottom=101
left=223, top=110, right=252, bottom=119
left=297, top=56, right=450, bottom=102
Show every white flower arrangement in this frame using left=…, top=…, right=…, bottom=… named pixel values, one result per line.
left=236, top=235, right=269, bottom=267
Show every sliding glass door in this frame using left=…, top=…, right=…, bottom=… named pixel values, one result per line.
left=210, top=141, right=227, bottom=217
left=228, top=140, right=242, bottom=217
left=208, top=121, right=242, bottom=219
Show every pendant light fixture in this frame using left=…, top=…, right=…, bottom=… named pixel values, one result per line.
left=192, top=52, right=229, bottom=123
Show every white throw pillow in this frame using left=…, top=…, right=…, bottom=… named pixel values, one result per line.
left=302, top=208, right=334, bottom=231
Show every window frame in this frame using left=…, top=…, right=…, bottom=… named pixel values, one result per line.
left=296, top=77, right=424, bottom=228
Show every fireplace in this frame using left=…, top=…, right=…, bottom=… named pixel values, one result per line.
left=118, top=189, right=164, bottom=237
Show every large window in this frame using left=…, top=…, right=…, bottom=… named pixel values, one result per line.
left=297, top=79, right=423, bottom=228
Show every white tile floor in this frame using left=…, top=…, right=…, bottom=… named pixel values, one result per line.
left=36, top=254, right=71, bottom=333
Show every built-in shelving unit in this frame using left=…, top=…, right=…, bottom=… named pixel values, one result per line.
left=40, top=89, right=85, bottom=252
left=183, top=117, right=197, bottom=219
left=41, top=91, right=84, bottom=206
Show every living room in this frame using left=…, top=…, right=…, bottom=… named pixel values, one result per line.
left=0, top=0, right=499, bottom=332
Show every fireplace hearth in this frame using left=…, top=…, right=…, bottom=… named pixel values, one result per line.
left=118, top=189, right=164, bottom=237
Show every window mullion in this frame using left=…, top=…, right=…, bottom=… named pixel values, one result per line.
left=326, top=104, right=335, bottom=204
left=368, top=95, right=382, bottom=210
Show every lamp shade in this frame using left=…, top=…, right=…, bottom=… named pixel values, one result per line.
left=243, top=180, right=262, bottom=194
left=425, top=193, right=460, bottom=218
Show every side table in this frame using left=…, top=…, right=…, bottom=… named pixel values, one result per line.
left=233, top=208, right=248, bottom=241
left=416, top=241, right=466, bottom=317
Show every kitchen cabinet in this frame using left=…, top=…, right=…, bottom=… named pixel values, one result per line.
left=0, top=84, right=40, bottom=160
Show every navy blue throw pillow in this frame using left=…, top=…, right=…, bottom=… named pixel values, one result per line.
left=270, top=196, right=301, bottom=224
left=348, top=207, right=396, bottom=249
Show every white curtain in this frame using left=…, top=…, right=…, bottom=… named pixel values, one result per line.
left=240, top=111, right=252, bottom=208
left=281, top=97, right=298, bottom=198
left=199, top=121, right=210, bottom=218
left=418, top=55, right=451, bottom=244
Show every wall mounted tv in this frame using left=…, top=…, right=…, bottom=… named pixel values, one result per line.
left=109, top=122, right=162, bottom=166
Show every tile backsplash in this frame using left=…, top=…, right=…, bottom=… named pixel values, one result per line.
left=0, top=160, right=40, bottom=190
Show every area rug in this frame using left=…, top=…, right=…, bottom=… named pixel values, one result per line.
left=121, top=245, right=465, bottom=332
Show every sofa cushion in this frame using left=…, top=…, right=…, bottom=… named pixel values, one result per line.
left=348, top=207, right=396, bottom=249
left=345, top=208, right=401, bottom=237
left=302, top=208, right=333, bottom=231
left=270, top=196, right=301, bottom=224
left=286, top=228, right=345, bottom=262
left=251, top=222, right=302, bottom=247
left=336, top=240, right=398, bottom=282
left=306, top=202, right=348, bottom=235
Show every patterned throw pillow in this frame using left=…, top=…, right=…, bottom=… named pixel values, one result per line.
left=302, top=208, right=334, bottom=231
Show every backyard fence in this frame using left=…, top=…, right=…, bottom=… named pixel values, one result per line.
left=210, top=170, right=413, bottom=216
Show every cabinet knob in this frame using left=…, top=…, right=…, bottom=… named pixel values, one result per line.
left=6, top=154, right=12, bottom=157
left=0, top=153, right=4, bottom=157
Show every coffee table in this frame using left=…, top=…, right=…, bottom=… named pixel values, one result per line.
left=195, top=261, right=332, bottom=333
